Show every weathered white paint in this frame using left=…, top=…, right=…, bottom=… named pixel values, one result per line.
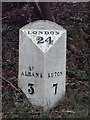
left=18, top=20, right=66, bottom=110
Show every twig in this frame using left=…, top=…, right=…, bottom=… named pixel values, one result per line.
left=0, top=76, right=21, bottom=93
left=1, top=16, right=8, bottom=20
left=62, top=110, right=75, bottom=114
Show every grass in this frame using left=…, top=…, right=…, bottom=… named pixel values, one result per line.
left=2, top=2, right=89, bottom=119
left=2, top=25, right=89, bottom=118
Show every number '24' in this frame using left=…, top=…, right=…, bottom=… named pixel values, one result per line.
left=36, top=36, right=53, bottom=44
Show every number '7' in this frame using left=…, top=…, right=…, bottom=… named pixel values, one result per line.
left=53, top=83, right=58, bottom=94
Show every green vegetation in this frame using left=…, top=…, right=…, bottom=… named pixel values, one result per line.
left=2, top=2, right=89, bottom=119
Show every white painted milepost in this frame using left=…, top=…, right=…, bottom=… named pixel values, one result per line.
left=18, top=20, right=67, bottom=110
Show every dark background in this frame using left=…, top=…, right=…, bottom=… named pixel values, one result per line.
left=2, top=2, right=89, bottom=118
